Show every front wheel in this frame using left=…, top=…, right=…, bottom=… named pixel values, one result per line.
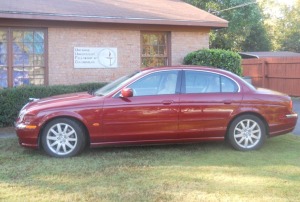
left=228, top=115, right=267, bottom=151
left=41, top=118, right=86, bottom=157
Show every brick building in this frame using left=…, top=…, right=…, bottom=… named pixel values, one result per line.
left=0, top=0, right=227, bottom=88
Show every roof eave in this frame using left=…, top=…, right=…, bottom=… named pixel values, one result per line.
left=0, top=13, right=228, bottom=28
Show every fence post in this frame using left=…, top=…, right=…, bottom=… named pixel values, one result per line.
left=262, top=60, right=266, bottom=88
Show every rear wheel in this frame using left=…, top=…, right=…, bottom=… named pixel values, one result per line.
left=228, top=115, right=267, bottom=151
left=41, top=118, right=86, bottom=157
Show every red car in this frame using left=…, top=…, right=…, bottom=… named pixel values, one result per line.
left=15, top=66, right=298, bottom=157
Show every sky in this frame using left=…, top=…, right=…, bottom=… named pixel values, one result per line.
left=273, top=0, right=296, bottom=6
left=258, top=0, right=297, bottom=18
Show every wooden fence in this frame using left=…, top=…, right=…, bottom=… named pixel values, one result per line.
left=242, top=57, right=300, bottom=97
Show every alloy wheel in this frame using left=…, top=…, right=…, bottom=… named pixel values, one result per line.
left=233, top=119, right=262, bottom=149
left=46, top=123, right=78, bottom=156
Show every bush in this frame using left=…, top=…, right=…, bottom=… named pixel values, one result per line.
left=0, top=82, right=106, bottom=127
left=183, top=49, right=242, bottom=76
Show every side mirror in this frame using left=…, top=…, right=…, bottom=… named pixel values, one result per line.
left=121, top=88, right=133, bottom=98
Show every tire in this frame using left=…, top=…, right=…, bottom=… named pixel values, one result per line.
left=228, top=115, right=267, bottom=151
left=41, top=118, right=86, bottom=157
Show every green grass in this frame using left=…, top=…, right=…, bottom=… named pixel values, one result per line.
left=1, top=135, right=300, bottom=202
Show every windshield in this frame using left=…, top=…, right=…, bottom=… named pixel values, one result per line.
left=94, top=71, right=140, bottom=96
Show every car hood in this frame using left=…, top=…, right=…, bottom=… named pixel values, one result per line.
left=23, top=92, right=100, bottom=113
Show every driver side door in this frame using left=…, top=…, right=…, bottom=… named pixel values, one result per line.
left=100, top=70, right=181, bottom=143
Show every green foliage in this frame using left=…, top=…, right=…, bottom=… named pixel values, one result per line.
left=260, top=0, right=300, bottom=52
left=277, top=1, right=300, bottom=52
left=240, top=23, right=271, bottom=51
left=281, top=32, right=300, bottom=52
left=184, top=0, right=272, bottom=51
left=0, top=83, right=105, bottom=127
left=184, top=48, right=242, bottom=76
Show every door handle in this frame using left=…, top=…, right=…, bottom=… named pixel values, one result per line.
left=162, top=100, right=174, bottom=105
left=223, top=100, right=232, bottom=104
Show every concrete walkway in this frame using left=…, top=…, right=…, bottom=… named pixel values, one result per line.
left=0, top=127, right=16, bottom=138
left=1, top=98, right=300, bottom=139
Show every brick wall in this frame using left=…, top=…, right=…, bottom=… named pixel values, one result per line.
left=48, top=27, right=209, bottom=85
left=48, top=28, right=141, bottom=85
left=171, top=30, right=209, bottom=65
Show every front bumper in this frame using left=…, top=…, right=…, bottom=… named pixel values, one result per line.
left=15, top=122, right=40, bottom=149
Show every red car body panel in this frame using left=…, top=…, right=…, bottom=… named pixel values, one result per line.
left=100, top=94, right=179, bottom=142
left=179, top=92, right=243, bottom=138
left=15, top=66, right=298, bottom=149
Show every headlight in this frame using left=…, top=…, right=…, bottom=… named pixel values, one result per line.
left=23, top=114, right=35, bottom=124
left=18, top=110, right=36, bottom=123
left=16, top=102, right=38, bottom=130
left=18, top=109, right=27, bottom=122
left=16, top=112, right=37, bottom=130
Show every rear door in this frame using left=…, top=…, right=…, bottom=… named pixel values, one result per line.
left=179, top=70, right=243, bottom=139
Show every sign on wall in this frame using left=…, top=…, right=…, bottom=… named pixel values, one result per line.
left=74, top=47, right=118, bottom=68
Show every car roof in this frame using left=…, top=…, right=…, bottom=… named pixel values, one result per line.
left=142, top=66, right=234, bottom=76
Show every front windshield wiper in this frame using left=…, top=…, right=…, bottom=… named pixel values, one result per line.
left=93, top=91, right=104, bottom=96
left=90, top=90, right=104, bottom=96
left=88, top=90, right=94, bottom=95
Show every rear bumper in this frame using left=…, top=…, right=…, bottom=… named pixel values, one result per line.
left=286, top=114, right=298, bottom=118
left=269, top=113, right=298, bottom=137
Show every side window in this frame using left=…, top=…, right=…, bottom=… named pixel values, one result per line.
left=185, top=71, right=219, bottom=93
left=205, top=74, right=221, bottom=93
left=128, top=70, right=179, bottom=96
left=184, top=70, right=238, bottom=93
left=221, top=76, right=238, bottom=92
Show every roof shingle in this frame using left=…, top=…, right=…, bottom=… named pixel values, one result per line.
left=0, top=0, right=228, bottom=28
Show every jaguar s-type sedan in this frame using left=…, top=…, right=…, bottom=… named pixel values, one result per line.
left=15, top=66, right=298, bottom=157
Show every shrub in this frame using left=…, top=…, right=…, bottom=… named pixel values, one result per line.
left=183, top=49, right=242, bottom=76
left=0, top=82, right=106, bottom=127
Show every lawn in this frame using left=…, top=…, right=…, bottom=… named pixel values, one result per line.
left=0, top=135, right=300, bottom=202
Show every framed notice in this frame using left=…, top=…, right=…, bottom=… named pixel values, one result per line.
left=74, top=47, right=118, bottom=68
